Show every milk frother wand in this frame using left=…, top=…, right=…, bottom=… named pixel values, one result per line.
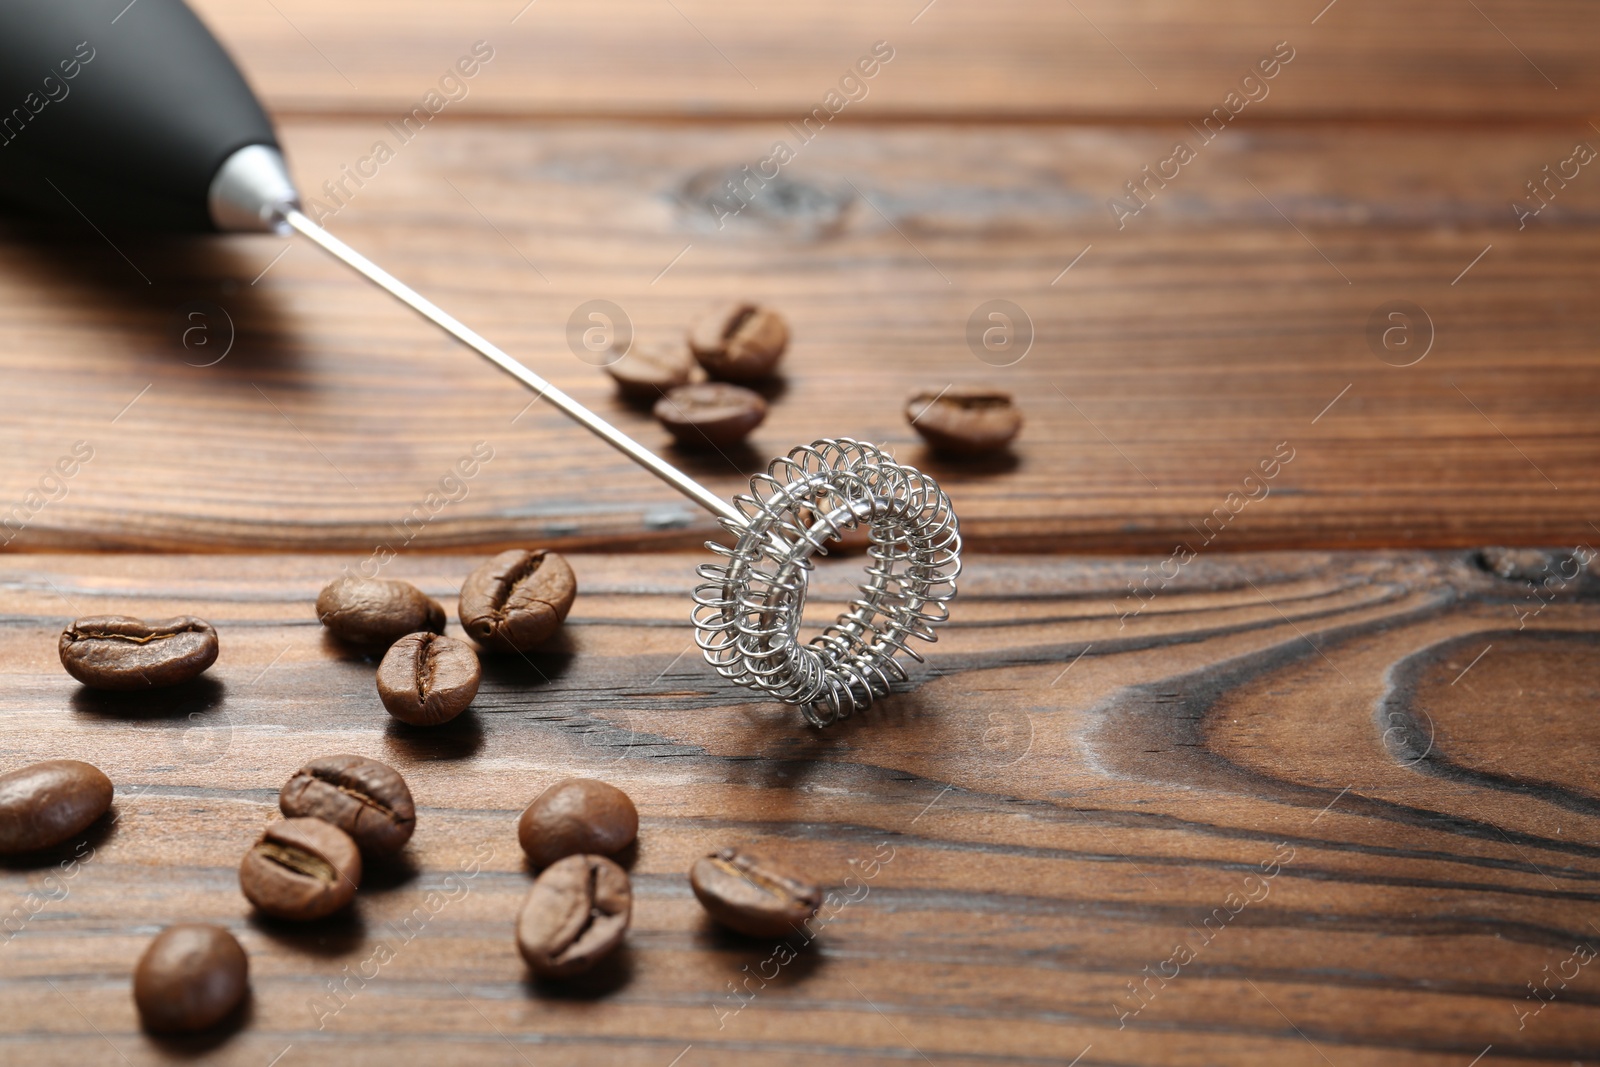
left=0, top=0, right=961, bottom=726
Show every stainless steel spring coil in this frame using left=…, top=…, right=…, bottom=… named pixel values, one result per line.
left=691, top=438, right=962, bottom=726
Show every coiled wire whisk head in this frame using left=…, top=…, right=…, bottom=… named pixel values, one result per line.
left=691, top=438, right=962, bottom=727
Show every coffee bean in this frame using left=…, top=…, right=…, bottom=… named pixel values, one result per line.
left=316, top=577, right=445, bottom=650
left=133, top=924, right=249, bottom=1034
left=654, top=383, right=766, bottom=448
left=59, top=615, right=218, bottom=691
left=280, top=755, right=415, bottom=856
left=516, top=854, right=631, bottom=977
left=688, top=303, right=788, bottom=381
left=458, top=549, right=577, bottom=654
left=605, top=341, right=702, bottom=401
left=906, top=387, right=1023, bottom=455
left=518, top=779, right=637, bottom=869
left=0, top=760, right=113, bottom=855
left=375, top=633, right=481, bottom=726
left=238, top=817, right=361, bottom=921
left=690, top=846, right=821, bottom=938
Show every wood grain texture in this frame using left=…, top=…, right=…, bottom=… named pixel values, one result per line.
left=4, top=3, right=1599, bottom=1063
left=1, top=551, right=1598, bottom=1065
left=183, top=0, right=1600, bottom=120
left=3, top=120, right=1599, bottom=553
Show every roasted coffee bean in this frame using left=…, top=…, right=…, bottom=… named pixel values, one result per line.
left=654, top=383, right=766, bottom=448
left=516, top=854, right=631, bottom=977
left=605, top=341, right=703, bottom=401
left=690, top=846, right=821, bottom=938
left=518, top=779, right=637, bottom=869
left=0, top=760, right=113, bottom=855
left=316, top=577, right=445, bottom=650
left=133, top=924, right=249, bottom=1034
left=688, top=303, right=788, bottom=381
left=375, top=633, right=481, bottom=726
left=238, top=817, right=361, bottom=921
left=458, top=549, right=577, bottom=653
left=280, top=755, right=415, bottom=856
left=59, top=615, right=218, bottom=691
left=906, top=386, right=1023, bottom=455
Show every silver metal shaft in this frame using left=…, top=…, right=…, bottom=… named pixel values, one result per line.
left=282, top=207, right=741, bottom=526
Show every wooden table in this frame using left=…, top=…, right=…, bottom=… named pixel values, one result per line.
left=2, top=3, right=1598, bottom=1064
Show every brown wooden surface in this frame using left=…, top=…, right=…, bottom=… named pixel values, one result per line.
left=186, top=0, right=1600, bottom=120
left=1, top=2, right=1599, bottom=552
left=6, top=3, right=1600, bottom=1063
left=1, top=550, right=1598, bottom=1065
left=3, top=120, right=1599, bottom=552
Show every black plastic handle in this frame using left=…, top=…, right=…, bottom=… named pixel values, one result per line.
left=0, top=0, right=279, bottom=231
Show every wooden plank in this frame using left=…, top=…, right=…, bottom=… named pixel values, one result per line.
left=182, top=0, right=1600, bottom=120
left=0, top=550, right=1597, bottom=1064
left=2, top=120, right=1598, bottom=552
